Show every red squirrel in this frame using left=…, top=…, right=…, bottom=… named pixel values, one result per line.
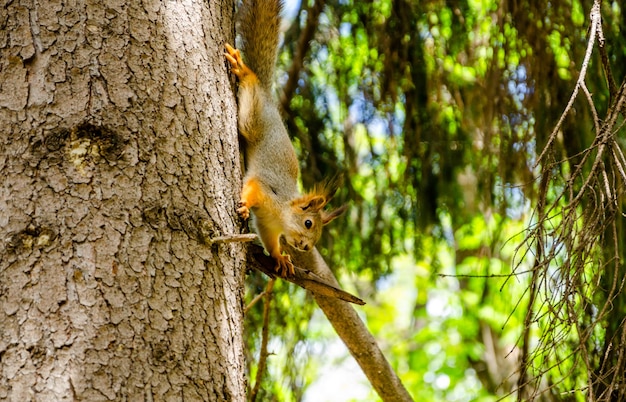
left=224, top=0, right=345, bottom=276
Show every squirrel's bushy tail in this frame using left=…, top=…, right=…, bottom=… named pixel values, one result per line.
left=238, top=0, right=283, bottom=89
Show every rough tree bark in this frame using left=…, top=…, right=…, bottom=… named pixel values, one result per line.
left=0, top=0, right=246, bottom=400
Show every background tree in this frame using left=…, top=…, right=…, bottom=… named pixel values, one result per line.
left=0, top=1, right=247, bottom=400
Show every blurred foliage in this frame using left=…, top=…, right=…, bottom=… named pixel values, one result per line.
left=242, top=0, right=626, bottom=400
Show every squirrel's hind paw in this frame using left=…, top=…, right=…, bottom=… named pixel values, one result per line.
left=224, top=44, right=247, bottom=78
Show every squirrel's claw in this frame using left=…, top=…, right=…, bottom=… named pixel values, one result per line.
left=275, top=254, right=295, bottom=277
left=237, top=201, right=250, bottom=220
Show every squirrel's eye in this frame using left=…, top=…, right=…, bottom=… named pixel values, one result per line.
left=304, top=219, right=313, bottom=229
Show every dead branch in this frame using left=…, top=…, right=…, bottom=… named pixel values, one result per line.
left=207, top=233, right=257, bottom=244
left=288, top=247, right=414, bottom=402
left=515, top=2, right=626, bottom=399
left=211, top=235, right=410, bottom=399
left=249, top=278, right=275, bottom=402
left=209, top=233, right=365, bottom=305
left=595, top=15, right=618, bottom=99
left=249, top=246, right=365, bottom=305
left=535, top=1, right=601, bottom=167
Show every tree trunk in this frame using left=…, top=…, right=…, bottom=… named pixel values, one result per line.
left=0, top=0, right=246, bottom=400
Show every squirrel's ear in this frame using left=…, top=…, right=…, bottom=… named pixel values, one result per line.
left=294, top=175, right=344, bottom=211
left=292, top=194, right=327, bottom=211
left=322, top=205, right=348, bottom=225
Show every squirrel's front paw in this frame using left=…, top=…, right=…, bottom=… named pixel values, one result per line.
left=275, top=254, right=295, bottom=277
left=237, top=201, right=250, bottom=220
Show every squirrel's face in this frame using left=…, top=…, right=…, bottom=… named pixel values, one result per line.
left=284, top=211, right=324, bottom=252
left=284, top=194, right=347, bottom=252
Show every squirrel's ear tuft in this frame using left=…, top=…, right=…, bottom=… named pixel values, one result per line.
left=306, top=174, right=342, bottom=203
left=291, top=194, right=327, bottom=211
left=314, top=175, right=342, bottom=200
left=293, top=175, right=345, bottom=213
left=322, top=204, right=348, bottom=225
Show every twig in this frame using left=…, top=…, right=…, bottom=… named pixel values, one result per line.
left=251, top=247, right=365, bottom=305
left=581, top=81, right=600, bottom=134
left=595, top=13, right=618, bottom=99
left=249, top=278, right=275, bottom=402
left=518, top=1, right=626, bottom=398
left=245, top=289, right=268, bottom=314
left=210, top=233, right=365, bottom=304
left=279, top=0, right=325, bottom=114
left=207, top=233, right=257, bottom=244
left=570, top=79, right=626, bottom=206
left=535, top=0, right=601, bottom=167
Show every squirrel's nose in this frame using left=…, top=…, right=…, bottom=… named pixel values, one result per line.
left=302, top=244, right=310, bottom=251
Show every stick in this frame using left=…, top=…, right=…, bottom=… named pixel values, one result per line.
left=210, top=234, right=366, bottom=305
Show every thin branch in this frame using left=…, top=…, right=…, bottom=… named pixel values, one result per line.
left=595, top=14, right=618, bottom=99
left=207, top=233, right=257, bottom=244
left=570, top=78, right=626, bottom=206
left=581, top=81, right=601, bottom=134
left=249, top=278, right=275, bottom=402
left=290, top=248, right=414, bottom=401
left=209, top=233, right=365, bottom=304
left=535, top=0, right=601, bottom=167
left=245, top=289, right=268, bottom=314
left=279, top=0, right=325, bottom=114
left=251, top=247, right=366, bottom=305
left=611, top=145, right=626, bottom=184
left=516, top=158, right=551, bottom=399
left=438, top=271, right=533, bottom=279
left=516, top=253, right=540, bottom=401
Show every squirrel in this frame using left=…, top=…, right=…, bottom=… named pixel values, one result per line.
left=224, top=0, right=346, bottom=277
